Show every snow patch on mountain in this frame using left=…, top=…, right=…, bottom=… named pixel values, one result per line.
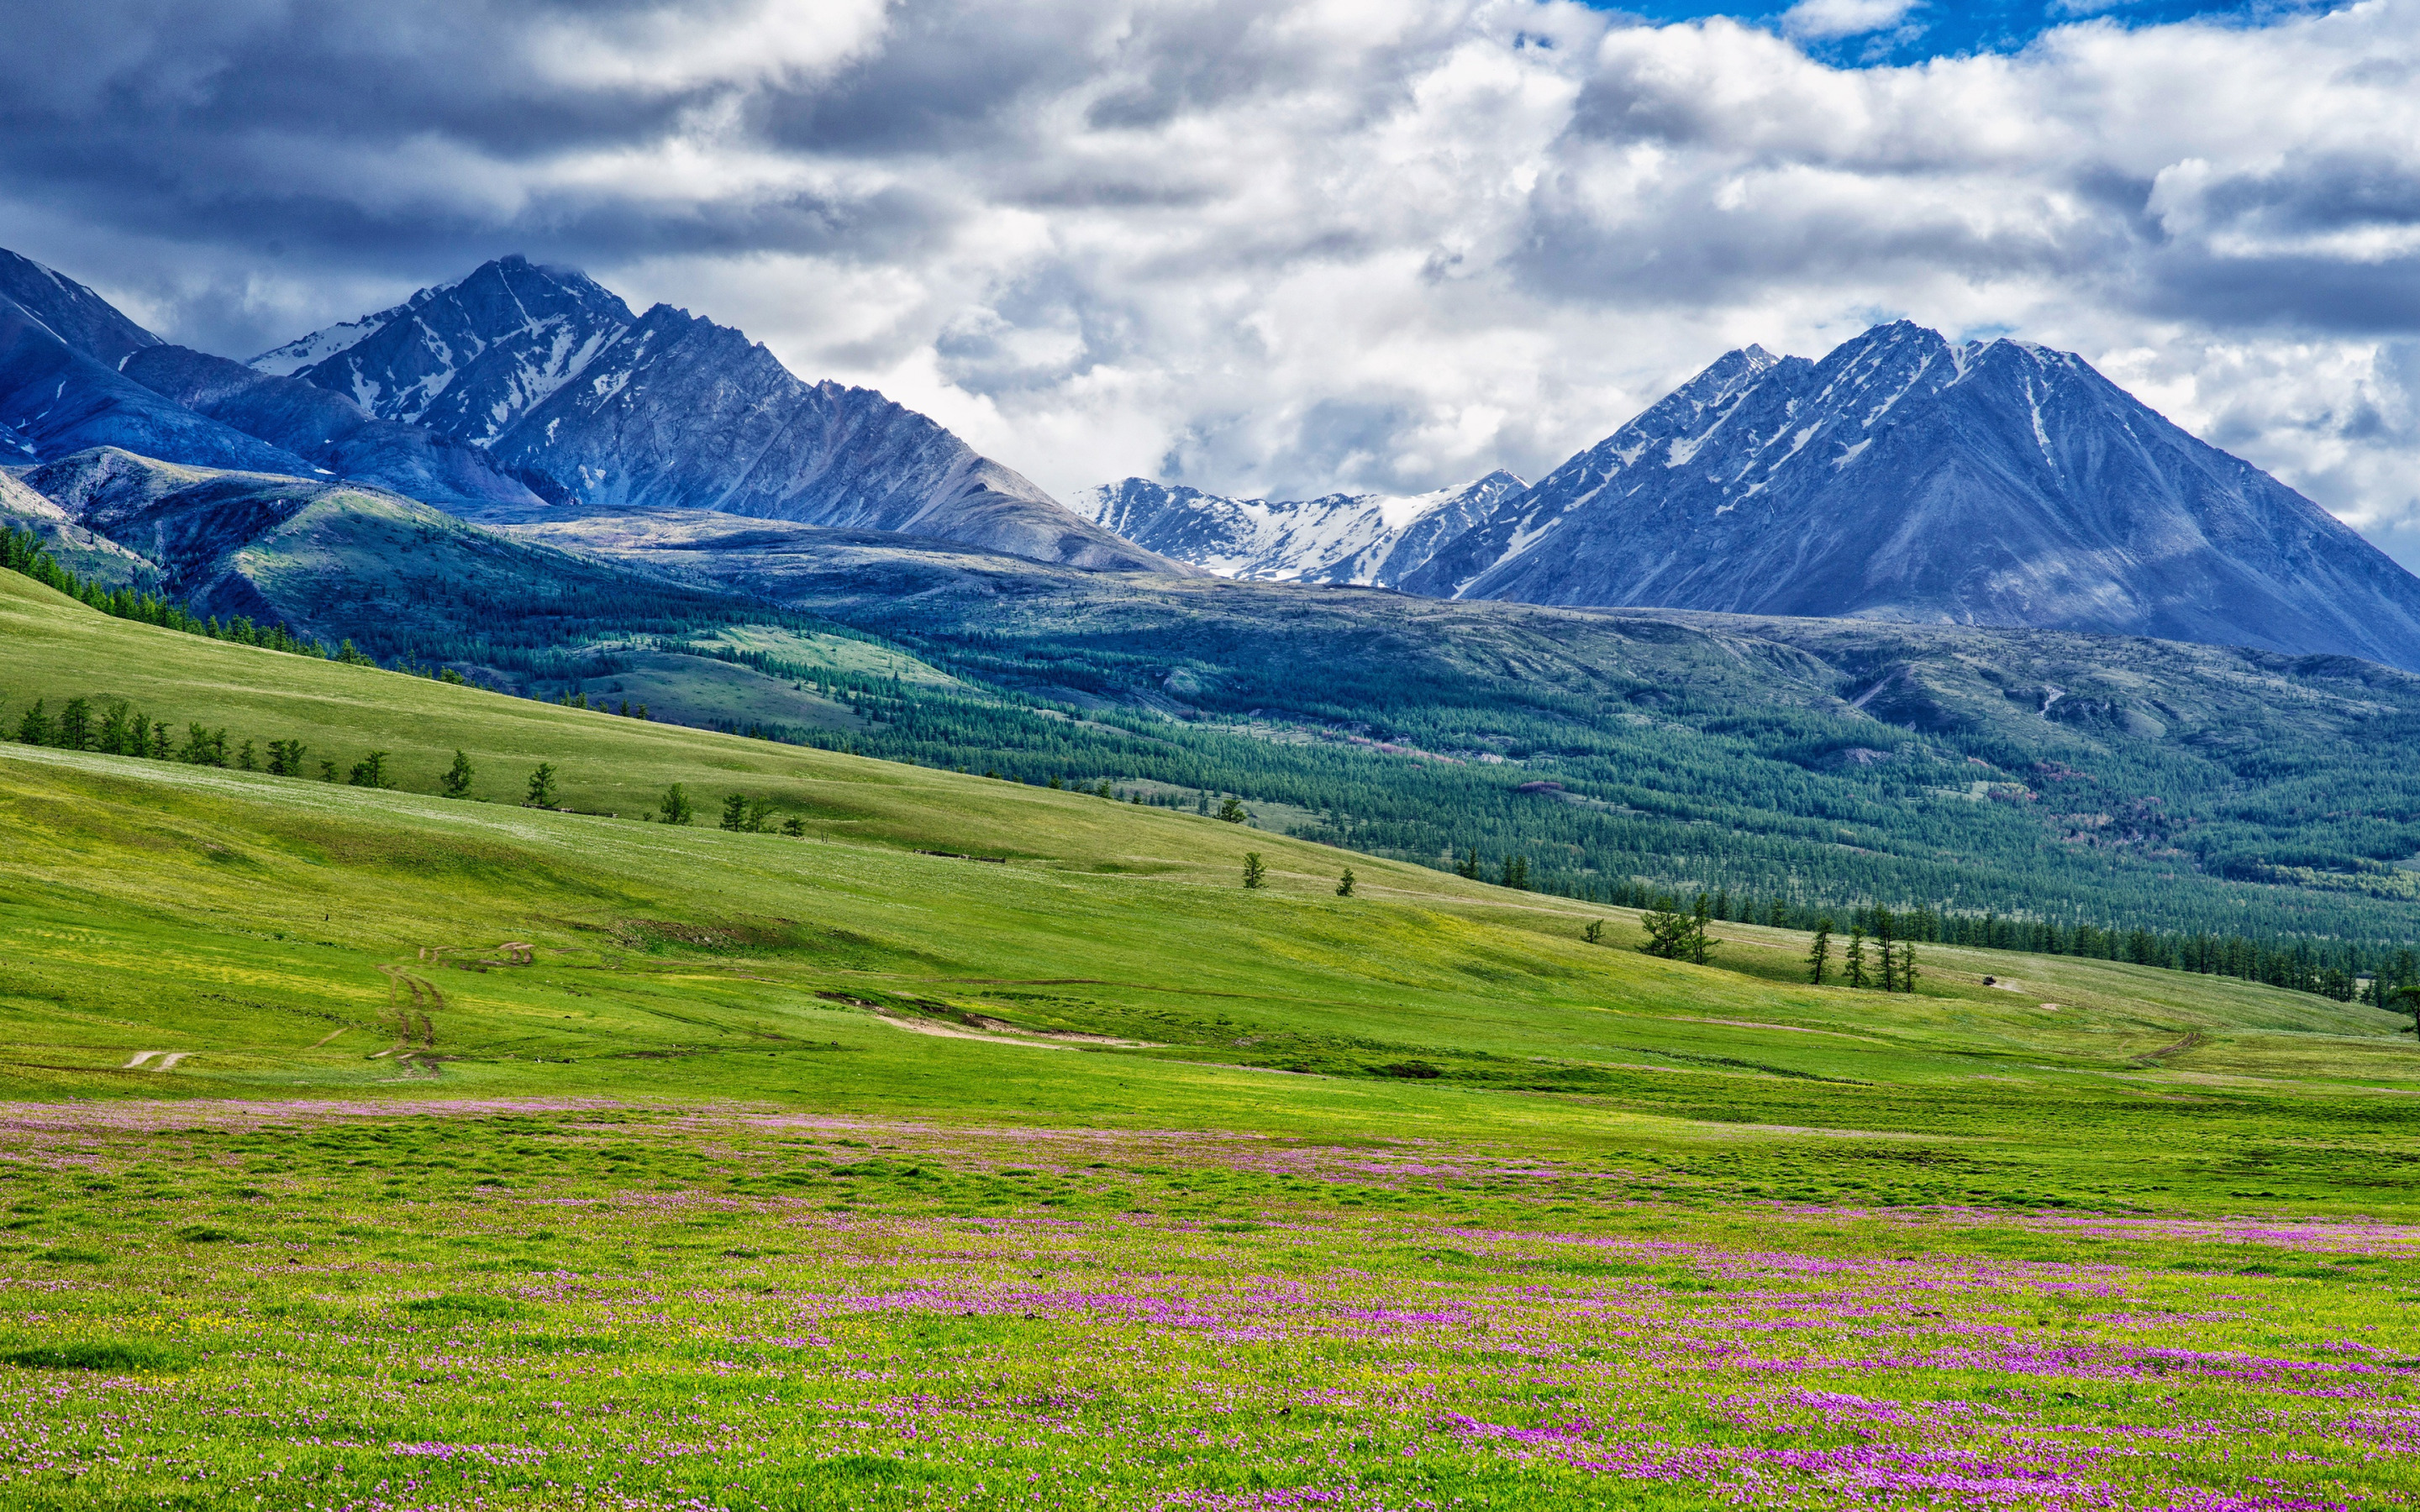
left=1069, top=471, right=1524, bottom=586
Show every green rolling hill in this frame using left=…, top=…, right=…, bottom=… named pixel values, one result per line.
left=3, top=566, right=2417, bottom=1217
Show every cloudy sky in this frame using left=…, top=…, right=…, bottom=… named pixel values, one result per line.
left=4, top=0, right=2418, bottom=564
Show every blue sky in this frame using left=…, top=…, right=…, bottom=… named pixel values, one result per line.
left=1604, top=0, right=2350, bottom=64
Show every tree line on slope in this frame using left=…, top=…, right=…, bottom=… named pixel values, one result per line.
left=650, top=632, right=2420, bottom=972
left=8, top=530, right=2416, bottom=997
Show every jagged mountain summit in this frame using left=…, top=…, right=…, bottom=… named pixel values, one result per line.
left=255, top=256, right=1178, bottom=572
left=1400, top=322, right=2420, bottom=672
left=1069, top=471, right=1523, bottom=585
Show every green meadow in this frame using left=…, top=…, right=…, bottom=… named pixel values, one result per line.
left=3, top=566, right=2418, bottom=1509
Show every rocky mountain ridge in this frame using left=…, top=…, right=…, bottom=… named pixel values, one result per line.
left=258, top=256, right=1179, bottom=572
left=1401, top=322, right=2420, bottom=672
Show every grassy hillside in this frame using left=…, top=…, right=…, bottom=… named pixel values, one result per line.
left=503, top=508, right=2420, bottom=948
left=19, top=456, right=2420, bottom=950
left=4, top=567, right=2419, bottom=1217
left=8, top=570, right=2420, bottom=1511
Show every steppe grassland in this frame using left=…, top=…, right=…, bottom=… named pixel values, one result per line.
left=3, top=572, right=2420, bottom=1507
left=5, top=1106, right=2419, bottom=1511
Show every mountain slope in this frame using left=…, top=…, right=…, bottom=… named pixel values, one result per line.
left=0, top=248, right=161, bottom=368
left=0, top=464, right=155, bottom=586
left=1402, top=323, right=2420, bottom=672
left=122, top=344, right=545, bottom=512
left=1070, top=471, right=1523, bottom=585
left=17, top=448, right=748, bottom=670
left=0, top=291, right=319, bottom=475
left=259, top=256, right=1181, bottom=572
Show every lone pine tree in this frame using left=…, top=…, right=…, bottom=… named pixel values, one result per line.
left=1807, top=918, right=1833, bottom=984
left=525, top=763, right=558, bottom=807
left=439, top=750, right=474, bottom=799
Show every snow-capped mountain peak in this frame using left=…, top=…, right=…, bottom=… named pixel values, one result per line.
left=244, top=255, right=1175, bottom=570
left=1069, top=470, right=1524, bottom=586
left=1393, top=319, right=2420, bottom=671
left=250, top=255, right=638, bottom=443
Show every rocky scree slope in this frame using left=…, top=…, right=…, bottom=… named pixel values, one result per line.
left=256, top=255, right=1181, bottom=573
left=1070, top=472, right=1523, bottom=585
left=1402, top=323, right=2420, bottom=672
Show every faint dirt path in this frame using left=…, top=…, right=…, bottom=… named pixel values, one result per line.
left=871, top=1016, right=1075, bottom=1050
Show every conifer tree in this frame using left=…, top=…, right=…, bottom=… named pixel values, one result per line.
left=781, top=816, right=806, bottom=837
left=439, top=750, right=474, bottom=799
left=1456, top=847, right=1481, bottom=879
left=658, top=784, right=694, bottom=825
left=1873, top=907, right=1898, bottom=992
left=1336, top=867, right=1355, bottom=897
left=2394, top=984, right=2420, bottom=1042
left=348, top=750, right=390, bottom=787
left=525, top=763, right=558, bottom=806
left=1846, top=927, right=1868, bottom=989
left=1502, top=856, right=1530, bottom=890
left=15, top=699, right=49, bottom=746
left=97, top=701, right=133, bottom=755
left=1901, top=942, right=1920, bottom=993
left=1584, top=920, right=1605, bottom=945
left=1639, top=895, right=1688, bottom=958
left=1807, top=918, right=1833, bottom=984
left=236, top=740, right=257, bottom=772
left=1242, top=852, right=1267, bottom=889
left=1217, top=796, right=1247, bottom=823
left=719, top=794, right=749, bottom=831
left=56, top=698, right=91, bottom=750
left=745, top=798, right=775, bottom=832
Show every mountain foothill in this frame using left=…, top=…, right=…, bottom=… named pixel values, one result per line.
left=7, top=239, right=2420, bottom=960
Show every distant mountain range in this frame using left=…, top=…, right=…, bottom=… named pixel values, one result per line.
left=1097, top=323, right=2420, bottom=671
left=1069, top=472, right=1523, bottom=586
left=248, top=256, right=1173, bottom=571
left=7, top=236, right=2420, bottom=672
left=0, top=248, right=1174, bottom=574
